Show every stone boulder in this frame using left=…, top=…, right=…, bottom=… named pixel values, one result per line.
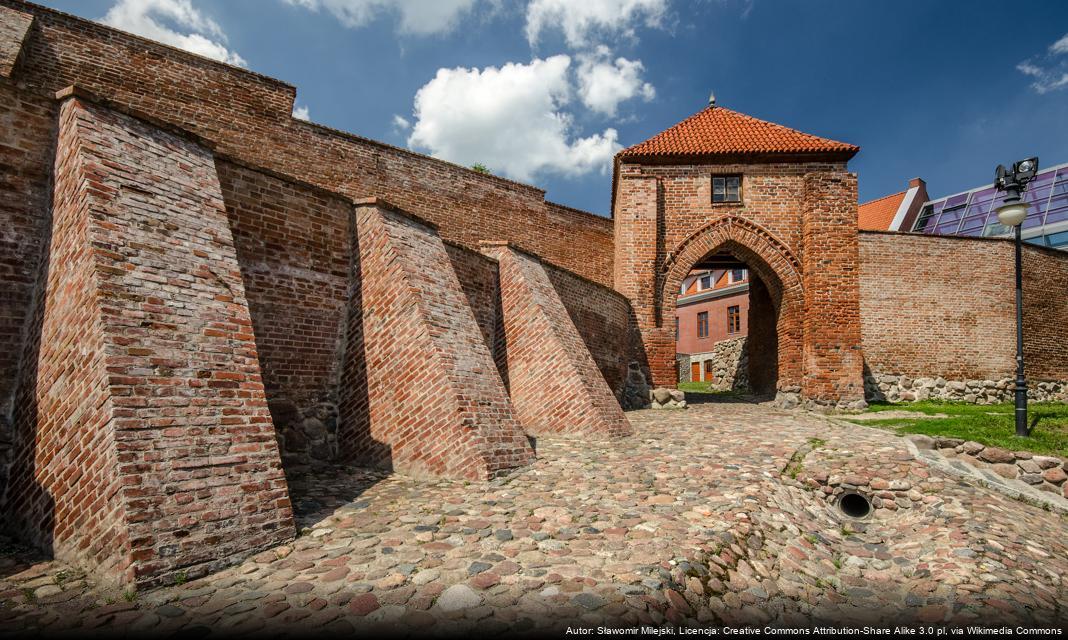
left=977, top=447, right=1015, bottom=464
left=268, top=398, right=300, bottom=428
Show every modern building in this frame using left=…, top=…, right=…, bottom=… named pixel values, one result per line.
left=859, top=163, right=1068, bottom=250
left=857, top=177, right=928, bottom=232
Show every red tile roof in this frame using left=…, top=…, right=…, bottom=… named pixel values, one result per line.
left=858, top=190, right=906, bottom=230
left=618, top=105, right=859, bottom=160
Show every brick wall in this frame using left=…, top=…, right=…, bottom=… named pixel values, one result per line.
left=4, top=95, right=297, bottom=589
left=217, top=160, right=351, bottom=464
left=0, top=3, right=31, bottom=76
left=859, top=232, right=1016, bottom=380
left=543, top=262, right=633, bottom=395
left=0, top=81, right=53, bottom=416
left=860, top=231, right=1068, bottom=383
left=4, top=94, right=129, bottom=584
left=652, top=162, right=818, bottom=259
left=2, top=0, right=614, bottom=287
left=482, top=243, right=631, bottom=438
left=446, top=241, right=636, bottom=400
left=338, top=201, right=534, bottom=480
left=614, top=159, right=863, bottom=405
left=800, top=171, right=864, bottom=402
left=445, top=242, right=509, bottom=386
left=1023, top=244, right=1068, bottom=382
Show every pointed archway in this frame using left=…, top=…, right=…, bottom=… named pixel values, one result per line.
left=659, top=215, right=803, bottom=392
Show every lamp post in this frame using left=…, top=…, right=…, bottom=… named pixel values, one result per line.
left=994, top=157, right=1038, bottom=438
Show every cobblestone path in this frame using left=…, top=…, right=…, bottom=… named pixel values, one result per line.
left=2, top=403, right=1066, bottom=636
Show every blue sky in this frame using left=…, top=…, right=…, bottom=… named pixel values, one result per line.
left=38, top=0, right=1068, bottom=216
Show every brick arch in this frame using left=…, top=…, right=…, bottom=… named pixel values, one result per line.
left=658, top=215, right=804, bottom=390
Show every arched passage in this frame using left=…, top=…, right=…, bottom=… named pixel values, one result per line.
left=658, top=216, right=804, bottom=394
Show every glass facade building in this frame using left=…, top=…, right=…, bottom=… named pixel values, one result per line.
left=912, top=162, right=1068, bottom=250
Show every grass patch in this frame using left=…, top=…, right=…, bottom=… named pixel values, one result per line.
left=848, top=401, right=1068, bottom=457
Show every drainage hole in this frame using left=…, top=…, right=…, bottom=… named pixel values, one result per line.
left=838, top=492, right=872, bottom=519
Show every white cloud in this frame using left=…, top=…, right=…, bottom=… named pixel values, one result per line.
left=101, top=0, right=246, bottom=66
left=284, top=0, right=481, bottom=35
left=1051, top=32, right=1068, bottom=55
left=392, top=114, right=411, bottom=131
left=576, top=46, right=654, bottom=117
left=1018, top=32, right=1068, bottom=94
left=525, top=0, right=667, bottom=48
left=406, top=56, right=621, bottom=182
left=293, top=104, right=311, bottom=120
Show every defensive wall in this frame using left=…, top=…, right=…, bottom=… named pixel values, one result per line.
left=0, top=0, right=1066, bottom=592
left=0, top=0, right=631, bottom=589
left=859, top=231, right=1068, bottom=403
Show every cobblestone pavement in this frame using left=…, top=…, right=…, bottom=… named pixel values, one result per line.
left=2, top=403, right=1066, bottom=636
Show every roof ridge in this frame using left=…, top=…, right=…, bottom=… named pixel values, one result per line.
left=617, top=105, right=715, bottom=156
left=617, top=104, right=858, bottom=161
left=719, top=106, right=852, bottom=147
left=859, top=189, right=908, bottom=207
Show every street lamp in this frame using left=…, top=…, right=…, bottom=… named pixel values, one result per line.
left=994, top=157, right=1038, bottom=438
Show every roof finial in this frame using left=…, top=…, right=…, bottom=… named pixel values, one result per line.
left=708, top=90, right=716, bottom=108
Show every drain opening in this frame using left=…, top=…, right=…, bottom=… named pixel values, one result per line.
left=838, top=492, right=872, bottom=519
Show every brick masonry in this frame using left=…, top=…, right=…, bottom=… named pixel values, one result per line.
left=0, top=1, right=637, bottom=587
left=543, top=261, right=634, bottom=397
left=5, top=93, right=128, bottom=587
left=0, top=2, right=31, bottom=77
left=445, top=242, right=510, bottom=388
left=0, top=0, right=1067, bottom=597
left=6, top=95, right=296, bottom=589
left=217, top=159, right=352, bottom=465
left=338, top=201, right=535, bottom=481
left=0, top=81, right=54, bottom=418
left=614, top=160, right=865, bottom=406
left=0, top=0, right=615, bottom=288
left=481, top=242, right=632, bottom=439
left=859, top=231, right=1068, bottom=400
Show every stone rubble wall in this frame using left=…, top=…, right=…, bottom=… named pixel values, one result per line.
left=864, top=372, right=1068, bottom=404
left=774, top=386, right=868, bottom=411
left=621, top=362, right=652, bottom=410
left=267, top=399, right=340, bottom=468
left=915, top=437, right=1068, bottom=499
left=678, top=337, right=749, bottom=390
